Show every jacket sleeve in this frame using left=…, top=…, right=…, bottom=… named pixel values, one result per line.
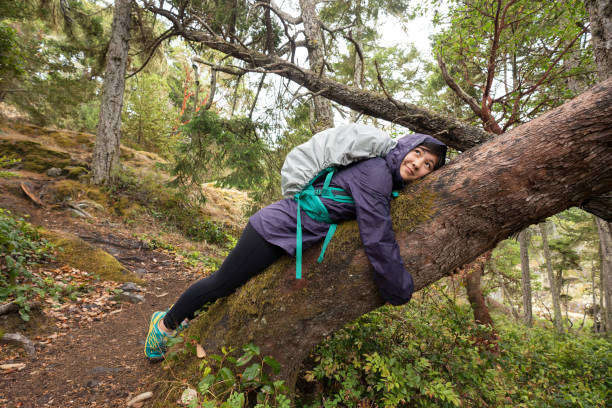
left=347, top=160, right=414, bottom=305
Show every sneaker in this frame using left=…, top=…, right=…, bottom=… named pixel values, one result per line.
left=144, top=311, right=171, bottom=361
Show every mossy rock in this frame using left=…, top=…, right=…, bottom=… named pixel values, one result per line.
left=0, top=139, right=72, bottom=172
left=46, top=130, right=93, bottom=149
left=46, top=179, right=107, bottom=205
left=64, top=166, right=89, bottom=179
left=41, top=230, right=143, bottom=284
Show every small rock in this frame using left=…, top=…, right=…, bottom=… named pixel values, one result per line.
left=46, top=167, right=62, bottom=177
left=180, top=388, right=198, bottom=406
left=127, top=391, right=153, bottom=407
left=119, top=282, right=144, bottom=292
left=86, top=379, right=100, bottom=388
left=117, top=292, right=144, bottom=304
left=1, top=333, right=36, bottom=357
left=0, top=363, right=26, bottom=371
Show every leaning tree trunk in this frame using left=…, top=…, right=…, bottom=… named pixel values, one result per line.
left=92, top=0, right=131, bottom=185
left=540, top=222, right=564, bottom=334
left=518, top=229, right=533, bottom=327
left=162, top=79, right=612, bottom=393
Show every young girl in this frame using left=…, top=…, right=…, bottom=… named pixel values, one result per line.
left=145, top=129, right=447, bottom=360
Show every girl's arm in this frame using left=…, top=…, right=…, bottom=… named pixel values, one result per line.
left=349, top=161, right=414, bottom=305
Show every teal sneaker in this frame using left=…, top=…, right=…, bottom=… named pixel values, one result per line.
left=144, top=311, right=170, bottom=361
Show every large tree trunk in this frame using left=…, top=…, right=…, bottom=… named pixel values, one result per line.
left=539, top=222, right=564, bottom=334
left=595, top=218, right=612, bottom=332
left=173, top=79, right=612, bottom=390
left=588, top=0, right=612, bottom=334
left=518, top=229, right=533, bottom=327
left=298, top=0, right=334, bottom=131
left=92, top=0, right=131, bottom=185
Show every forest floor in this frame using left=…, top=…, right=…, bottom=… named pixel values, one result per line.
left=0, top=179, right=200, bottom=407
left=0, top=123, right=247, bottom=407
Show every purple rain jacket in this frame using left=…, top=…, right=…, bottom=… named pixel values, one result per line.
left=249, top=133, right=447, bottom=305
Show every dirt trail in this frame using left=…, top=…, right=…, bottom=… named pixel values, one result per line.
left=0, top=179, right=204, bottom=407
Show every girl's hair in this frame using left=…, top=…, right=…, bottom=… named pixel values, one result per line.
left=418, top=141, right=446, bottom=169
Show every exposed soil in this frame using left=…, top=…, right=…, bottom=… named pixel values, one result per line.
left=0, top=174, right=215, bottom=407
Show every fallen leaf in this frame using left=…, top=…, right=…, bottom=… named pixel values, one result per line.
left=196, top=344, right=206, bottom=358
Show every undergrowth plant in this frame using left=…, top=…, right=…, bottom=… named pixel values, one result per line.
left=0, top=155, right=20, bottom=177
left=166, top=339, right=291, bottom=408
left=0, top=209, right=95, bottom=321
left=300, top=289, right=611, bottom=408
left=0, top=209, right=53, bottom=320
left=106, top=167, right=235, bottom=247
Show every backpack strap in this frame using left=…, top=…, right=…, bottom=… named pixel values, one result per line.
left=294, top=167, right=354, bottom=279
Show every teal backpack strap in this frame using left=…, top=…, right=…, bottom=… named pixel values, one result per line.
left=317, top=223, right=337, bottom=263
left=294, top=167, right=355, bottom=279
left=296, top=196, right=303, bottom=279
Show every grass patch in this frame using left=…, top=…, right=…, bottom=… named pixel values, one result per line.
left=106, top=167, right=237, bottom=247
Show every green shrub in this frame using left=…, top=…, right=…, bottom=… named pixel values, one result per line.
left=0, top=209, right=54, bottom=320
left=300, top=291, right=611, bottom=407
left=165, top=341, right=291, bottom=408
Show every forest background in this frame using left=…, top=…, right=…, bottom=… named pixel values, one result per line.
left=0, top=0, right=611, bottom=407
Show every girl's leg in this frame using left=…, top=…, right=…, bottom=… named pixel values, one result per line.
left=163, top=222, right=285, bottom=330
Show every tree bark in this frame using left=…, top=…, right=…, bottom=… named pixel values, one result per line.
left=586, top=0, right=612, bottom=81
left=298, top=0, right=334, bottom=132
left=518, top=229, right=533, bottom=327
left=179, top=79, right=612, bottom=389
left=539, top=222, right=564, bottom=334
left=92, top=0, right=131, bottom=185
left=595, top=218, right=612, bottom=332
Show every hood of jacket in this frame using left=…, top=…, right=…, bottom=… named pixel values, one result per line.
left=385, top=133, right=448, bottom=190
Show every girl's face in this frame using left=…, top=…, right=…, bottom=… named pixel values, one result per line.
left=399, top=146, right=439, bottom=182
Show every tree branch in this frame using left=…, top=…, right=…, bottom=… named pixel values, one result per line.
left=148, top=6, right=493, bottom=150
left=203, top=68, right=217, bottom=110
left=437, top=53, right=483, bottom=117
left=253, top=0, right=302, bottom=24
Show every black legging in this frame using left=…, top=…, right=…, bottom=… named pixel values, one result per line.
left=163, top=222, right=286, bottom=330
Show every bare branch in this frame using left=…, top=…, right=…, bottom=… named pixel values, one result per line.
left=127, top=28, right=177, bottom=79
left=319, top=20, right=355, bottom=35
left=374, top=60, right=402, bottom=110
left=204, top=68, right=217, bottom=110
left=437, top=53, right=483, bottom=117
left=192, top=57, right=246, bottom=76
left=254, top=1, right=302, bottom=24
left=249, top=73, right=267, bottom=119
left=344, top=30, right=365, bottom=87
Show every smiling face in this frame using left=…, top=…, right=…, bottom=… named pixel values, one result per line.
left=399, top=146, right=439, bottom=182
